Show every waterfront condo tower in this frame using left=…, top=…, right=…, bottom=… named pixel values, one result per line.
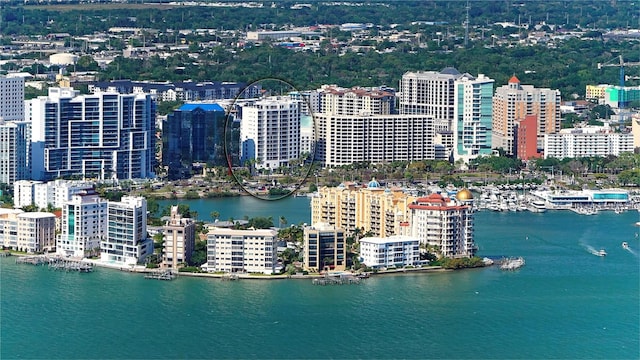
left=303, top=223, right=346, bottom=272
left=57, top=190, right=107, bottom=258
left=26, top=87, right=156, bottom=181
left=162, top=206, right=196, bottom=269
left=101, top=196, right=153, bottom=265
left=408, top=193, right=476, bottom=258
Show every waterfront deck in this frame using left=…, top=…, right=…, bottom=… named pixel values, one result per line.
left=312, top=274, right=364, bottom=285
left=144, top=270, right=177, bottom=280
left=16, top=255, right=94, bottom=272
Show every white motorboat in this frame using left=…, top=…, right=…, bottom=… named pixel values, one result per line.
left=500, top=257, right=525, bottom=270
left=595, top=249, right=607, bottom=257
left=622, top=242, right=629, bottom=250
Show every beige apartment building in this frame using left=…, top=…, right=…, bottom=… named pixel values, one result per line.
left=492, top=76, right=561, bottom=155
left=162, top=206, right=196, bottom=269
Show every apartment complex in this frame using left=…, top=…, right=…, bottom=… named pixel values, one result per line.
left=0, top=209, right=56, bottom=253
left=0, top=75, right=25, bottom=121
left=239, top=96, right=301, bottom=170
left=26, top=87, right=156, bottom=181
left=492, top=76, right=561, bottom=155
left=163, top=103, right=228, bottom=179
left=311, top=179, right=416, bottom=238
left=162, top=206, right=196, bottom=269
left=317, top=85, right=395, bottom=115
left=586, top=84, right=640, bottom=109
left=57, top=190, right=107, bottom=258
left=544, top=126, right=634, bottom=159
left=408, top=193, right=476, bottom=258
left=205, top=228, right=277, bottom=274
left=101, top=196, right=153, bottom=265
left=88, top=80, right=260, bottom=102
left=0, top=120, right=30, bottom=186
left=13, top=179, right=93, bottom=210
left=359, top=236, right=421, bottom=269
left=303, top=223, right=346, bottom=272
left=315, top=113, right=435, bottom=166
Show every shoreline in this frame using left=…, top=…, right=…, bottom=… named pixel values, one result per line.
left=4, top=252, right=461, bottom=280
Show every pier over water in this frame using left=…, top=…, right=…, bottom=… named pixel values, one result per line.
left=16, top=255, right=93, bottom=273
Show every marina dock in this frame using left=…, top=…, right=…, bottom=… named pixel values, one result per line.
left=16, top=255, right=94, bottom=272
left=312, top=274, right=364, bottom=285
left=144, top=270, right=177, bottom=280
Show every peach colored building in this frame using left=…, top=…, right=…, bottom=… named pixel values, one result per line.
left=492, top=76, right=561, bottom=155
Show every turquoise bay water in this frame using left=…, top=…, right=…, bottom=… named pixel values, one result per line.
left=2, top=202, right=639, bottom=359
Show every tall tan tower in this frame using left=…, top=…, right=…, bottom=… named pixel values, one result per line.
left=492, top=76, right=561, bottom=155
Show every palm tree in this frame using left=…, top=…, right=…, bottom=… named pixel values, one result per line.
left=210, top=211, right=220, bottom=222
left=279, top=216, right=287, bottom=228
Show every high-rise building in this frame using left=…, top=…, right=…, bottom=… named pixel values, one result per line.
left=26, top=87, right=156, bottom=181
left=0, top=120, right=30, bottom=186
left=492, top=76, right=561, bottom=155
left=163, top=103, right=227, bottom=179
left=239, top=96, right=300, bottom=170
left=408, top=193, right=476, bottom=258
left=162, top=206, right=196, bottom=269
left=0, top=75, right=25, bottom=121
left=205, top=228, right=277, bottom=274
left=399, top=68, right=461, bottom=130
left=632, top=113, right=640, bottom=149
left=57, top=190, right=107, bottom=258
left=453, top=74, right=495, bottom=162
left=303, top=223, right=346, bottom=272
left=515, top=115, right=541, bottom=160
left=101, top=196, right=153, bottom=265
left=314, top=113, right=435, bottom=167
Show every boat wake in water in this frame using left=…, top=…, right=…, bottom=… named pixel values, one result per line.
left=580, top=242, right=606, bottom=257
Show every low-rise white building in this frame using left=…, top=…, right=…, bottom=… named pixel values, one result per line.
left=14, top=179, right=94, bottom=210
left=17, top=212, right=56, bottom=253
left=205, top=228, right=277, bottom=274
left=0, top=209, right=55, bottom=253
left=359, top=235, right=420, bottom=269
left=544, top=126, right=634, bottom=159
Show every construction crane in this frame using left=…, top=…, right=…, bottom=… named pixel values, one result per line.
left=597, top=55, right=640, bottom=87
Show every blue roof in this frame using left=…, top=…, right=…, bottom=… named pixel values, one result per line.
left=178, top=103, right=225, bottom=112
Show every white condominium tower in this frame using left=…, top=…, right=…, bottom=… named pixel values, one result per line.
left=101, top=196, right=153, bottom=265
left=25, top=87, right=156, bottom=181
left=0, top=75, right=25, bottom=121
left=57, top=190, right=107, bottom=258
left=314, top=112, right=435, bottom=167
left=205, top=228, right=277, bottom=274
left=399, top=68, right=462, bottom=131
left=492, top=76, right=561, bottom=155
left=239, top=96, right=300, bottom=170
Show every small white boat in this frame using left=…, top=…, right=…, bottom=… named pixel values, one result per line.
left=500, top=257, right=525, bottom=270
left=622, top=242, right=629, bottom=250
left=596, top=249, right=607, bottom=257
